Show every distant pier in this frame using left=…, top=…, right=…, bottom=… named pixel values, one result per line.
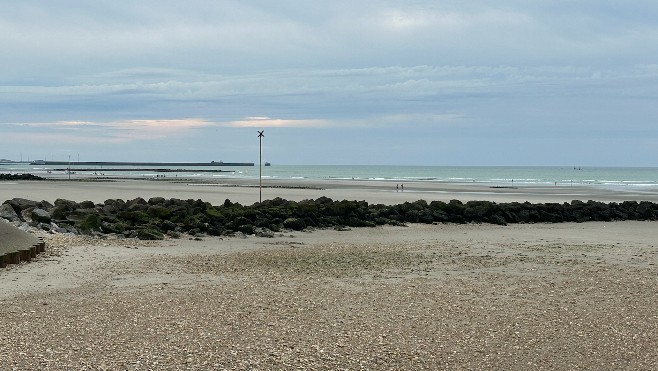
left=30, top=160, right=254, bottom=167
left=53, top=168, right=233, bottom=173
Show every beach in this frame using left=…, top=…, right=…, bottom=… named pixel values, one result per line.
left=2, top=178, right=658, bottom=369
left=2, top=176, right=658, bottom=206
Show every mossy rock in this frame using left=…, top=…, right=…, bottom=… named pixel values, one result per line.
left=137, top=228, right=164, bottom=240
left=118, top=210, right=150, bottom=224
left=167, top=231, right=182, bottom=239
left=77, top=214, right=102, bottom=233
left=283, top=217, right=306, bottom=231
left=147, top=205, right=172, bottom=219
left=238, top=224, right=256, bottom=235
left=101, top=220, right=128, bottom=234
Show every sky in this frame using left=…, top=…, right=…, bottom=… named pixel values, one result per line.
left=1, top=1, right=657, bottom=166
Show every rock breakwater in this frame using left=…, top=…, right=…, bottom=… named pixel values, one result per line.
left=2, top=196, right=657, bottom=240
left=0, top=173, right=44, bottom=181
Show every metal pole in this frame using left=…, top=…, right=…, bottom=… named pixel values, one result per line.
left=258, top=130, right=264, bottom=203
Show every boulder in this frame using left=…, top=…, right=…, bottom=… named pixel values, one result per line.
left=31, top=208, right=52, bottom=223
left=78, top=200, right=96, bottom=209
left=21, top=208, right=34, bottom=222
left=137, top=228, right=164, bottom=240
left=38, top=200, right=54, bottom=210
left=283, top=217, right=306, bottom=231
left=148, top=197, right=166, bottom=205
left=7, top=198, right=38, bottom=212
left=147, top=205, right=172, bottom=219
left=0, top=203, right=20, bottom=222
left=77, top=214, right=102, bottom=234
left=54, top=199, right=78, bottom=208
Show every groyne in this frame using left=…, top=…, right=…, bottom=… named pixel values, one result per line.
left=2, top=197, right=657, bottom=242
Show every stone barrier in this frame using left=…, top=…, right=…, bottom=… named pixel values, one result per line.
left=3, top=196, right=658, bottom=244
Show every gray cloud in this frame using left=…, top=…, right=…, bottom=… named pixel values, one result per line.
left=1, top=1, right=657, bottom=165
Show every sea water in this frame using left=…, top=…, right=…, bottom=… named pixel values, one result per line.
left=1, top=163, right=657, bottom=190
left=259, top=165, right=658, bottom=191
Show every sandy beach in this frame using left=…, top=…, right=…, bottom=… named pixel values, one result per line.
left=2, top=178, right=658, bottom=369
left=2, top=176, right=658, bottom=206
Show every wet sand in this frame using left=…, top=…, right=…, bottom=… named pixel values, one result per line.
left=2, top=176, right=658, bottom=206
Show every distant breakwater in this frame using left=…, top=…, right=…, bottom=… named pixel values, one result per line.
left=2, top=197, right=657, bottom=241
left=0, top=174, right=44, bottom=181
left=52, top=168, right=233, bottom=173
left=29, top=161, right=254, bottom=166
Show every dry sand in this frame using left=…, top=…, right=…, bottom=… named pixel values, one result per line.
left=2, top=178, right=658, bottom=369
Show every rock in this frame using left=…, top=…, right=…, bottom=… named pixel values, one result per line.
left=233, top=216, right=252, bottom=227
left=8, top=198, right=38, bottom=212
left=167, top=231, right=182, bottom=238
left=38, top=200, right=54, bottom=210
left=283, top=217, right=306, bottom=231
left=256, top=229, right=275, bottom=238
left=101, top=221, right=127, bottom=234
left=238, top=224, right=256, bottom=235
left=158, top=220, right=176, bottom=232
left=21, top=208, right=34, bottom=222
left=0, top=203, right=20, bottom=222
left=54, top=199, right=78, bottom=208
left=137, top=228, right=164, bottom=240
left=636, top=201, right=657, bottom=219
left=487, top=212, right=508, bottom=226
left=78, top=200, right=96, bottom=209
left=0, top=173, right=44, bottom=180
left=148, top=197, right=166, bottom=205
left=31, top=208, right=52, bottom=223
left=127, top=198, right=148, bottom=211
left=147, top=205, right=172, bottom=219
left=76, top=214, right=102, bottom=233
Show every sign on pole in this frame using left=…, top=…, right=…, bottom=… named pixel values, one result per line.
left=258, top=130, right=264, bottom=203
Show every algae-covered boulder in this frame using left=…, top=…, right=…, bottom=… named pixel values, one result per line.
left=283, top=217, right=306, bottom=231
left=137, top=228, right=164, bottom=240
left=77, top=214, right=102, bottom=234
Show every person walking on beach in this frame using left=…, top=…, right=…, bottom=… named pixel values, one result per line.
left=396, top=184, right=399, bottom=192
left=401, top=184, right=404, bottom=192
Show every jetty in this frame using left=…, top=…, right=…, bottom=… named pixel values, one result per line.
left=30, top=161, right=254, bottom=167
left=52, top=168, right=233, bottom=173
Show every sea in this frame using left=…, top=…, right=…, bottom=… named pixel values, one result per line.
left=1, top=163, right=658, bottom=191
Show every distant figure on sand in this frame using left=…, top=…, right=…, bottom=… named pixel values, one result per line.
left=396, top=184, right=399, bottom=192
left=401, top=184, right=404, bottom=192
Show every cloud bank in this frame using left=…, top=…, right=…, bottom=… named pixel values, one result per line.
left=1, top=1, right=657, bottom=165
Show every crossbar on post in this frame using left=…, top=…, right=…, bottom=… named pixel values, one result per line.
left=258, top=130, right=264, bottom=203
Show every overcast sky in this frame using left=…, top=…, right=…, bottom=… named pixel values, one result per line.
left=1, top=1, right=657, bottom=166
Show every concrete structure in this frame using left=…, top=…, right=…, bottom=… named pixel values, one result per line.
left=0, top=221, right=45, bottom=268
